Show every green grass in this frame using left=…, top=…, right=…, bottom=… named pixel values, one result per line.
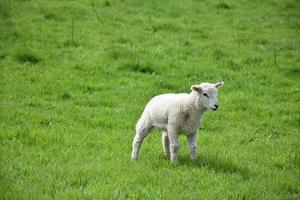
left=0, top=0, right=299, bottom=199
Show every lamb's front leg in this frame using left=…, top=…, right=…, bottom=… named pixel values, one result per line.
left=187, top=133, right=198, bottom=160
left=168, top=126, right=179, bottom=163
left=162, top=130, right=170, bottom=157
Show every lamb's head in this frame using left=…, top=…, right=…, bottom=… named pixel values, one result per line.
left=191, top=82, right=224, bottom=111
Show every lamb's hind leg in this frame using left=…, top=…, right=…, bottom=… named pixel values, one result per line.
left=168, top=126, right=179, bottom=163
left=131, top=119, right=152, bottom=160
left=162, top=130, right=170, bottom=157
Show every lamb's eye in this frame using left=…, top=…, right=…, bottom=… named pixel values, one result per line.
left=203, top=93, right=209, bottom=98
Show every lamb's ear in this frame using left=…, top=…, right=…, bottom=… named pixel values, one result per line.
left=214, top=82, right=224, bottom=89
left=191, top=85, right=202, bottom=93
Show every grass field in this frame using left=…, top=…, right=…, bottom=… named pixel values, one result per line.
left=0, top=0, right=300, bottom=199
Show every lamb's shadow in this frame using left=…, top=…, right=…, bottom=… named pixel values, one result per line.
left=179, top=153, right=252, bottom=180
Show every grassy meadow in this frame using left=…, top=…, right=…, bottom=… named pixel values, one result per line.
left=0, top=0, right=300, bottom=199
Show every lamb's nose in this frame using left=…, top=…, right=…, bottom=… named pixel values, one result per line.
left=214, top=104, right=219, bottom=109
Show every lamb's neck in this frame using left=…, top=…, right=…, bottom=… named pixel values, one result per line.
left=187, top=91, right=208, bottom=114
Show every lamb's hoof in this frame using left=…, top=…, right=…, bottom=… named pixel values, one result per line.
left=170, top=160, right=178, bottom=164
left=131, top=156, right=138, bottom=161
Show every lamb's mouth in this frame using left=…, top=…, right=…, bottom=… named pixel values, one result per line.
left=210, top=107, right=218, bottom=111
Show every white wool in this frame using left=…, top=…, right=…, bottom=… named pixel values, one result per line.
left=131, top=82, right=224, bottom=163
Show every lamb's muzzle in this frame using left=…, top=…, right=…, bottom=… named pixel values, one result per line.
left=211, top=104, right=219, bottom=111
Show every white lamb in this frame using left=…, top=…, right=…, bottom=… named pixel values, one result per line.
left=131, top=82, right=224, bottom=163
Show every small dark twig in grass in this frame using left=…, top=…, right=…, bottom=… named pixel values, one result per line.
left=273, top=45, right=279, bottom=68
left=237, top=32, right=240, bottom=49
left=71, top=16, right=75, bottom=44
left=237, top=32, right=241, bottom=55
left=89, top=1, right=104, bottom=24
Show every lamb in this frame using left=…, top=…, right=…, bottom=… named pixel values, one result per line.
left=131, top=82, right=224, bottom=163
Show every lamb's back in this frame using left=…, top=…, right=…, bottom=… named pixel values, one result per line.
left=142, top=93, right=189, bottom=121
